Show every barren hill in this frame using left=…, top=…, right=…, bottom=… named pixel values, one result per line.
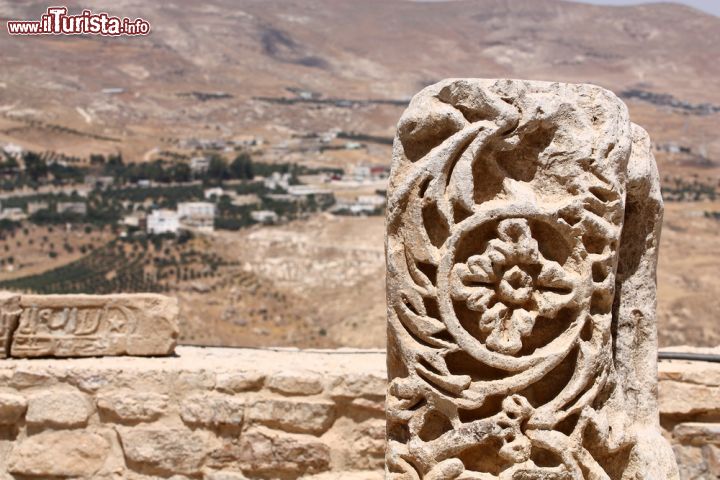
left=0, top=0, right=718, bottom=348
left=0, top=0, right=718, bottom=162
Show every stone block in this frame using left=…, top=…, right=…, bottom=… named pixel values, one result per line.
left=118, top=427, right=212, bottom=476
left=707, top=444, right=720, bottom=477
left=672, top=443, right=708, bottom=480
left=180, top=392, right=244, bottom=426
left=266, top=371, right=324, bottom=396
left=215, top=371, right=265, bottom=392
left=26, top=389, right=92, bottom=428
left=660, top=381, right=720, bottom=416
left=174, top=370, right=216, bottom=390
left=237, top=427, right=330, bottom=475
left=10, top=293, right=179, bottom=357
left=350, top=397, right=385, bottom=414
left=0, top=392, right=26, bottom=424
left=7, top=430, right=110, bottom=477
left=8, top=367, right=55, bottom=389
left=334, top=417, right=386, bottom=471
left=659, top=358, right=720, bottom=387
left=205, top=471, right=249, bottom=480
left=302, top=472, right=383, bottom=480
left=0, top=292, right=21, bottom=359
left=247, top=398, right=335, bottom=435
left=327, top=373, right=386, bottom=400
left=673, top=423, right=720, bottom=446
left=96, top=390, right=168, bottom=423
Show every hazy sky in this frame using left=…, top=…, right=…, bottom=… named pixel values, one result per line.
left=572, top=0, right=720, bottom=16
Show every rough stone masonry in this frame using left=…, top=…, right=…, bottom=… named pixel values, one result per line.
left=385, top=79, right=679, bottom=479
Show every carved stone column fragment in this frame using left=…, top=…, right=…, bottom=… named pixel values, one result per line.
left=6, top=293, right=179, bottom=357
left=385, top=79, right=678, bottom=479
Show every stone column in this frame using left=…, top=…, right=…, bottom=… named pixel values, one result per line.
left=385, top=79, right=678, bottom=479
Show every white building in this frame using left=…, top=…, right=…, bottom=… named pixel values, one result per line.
left=230, top=193, right=261, bottom=207
left=263, top=172, right=291, bottom=191
left=27, top=201, right=50, bottom=215
left=84, top=175, right=115, bottom=190
left=2, top=143, right=23, bottom=159
left=0, top=208, right=26, bottom=221
left=356, top=195, right=386, bottom=207
left=287, top=185, right=335, bottom=206
left=190, top=157, right=210, bottom=175
left=204, top=187, right=224, bottom=199
left=352, top=165, right=372, bottom=181
left=251, top=210, right=279, bottom=224
left=287, top=185, right=331, bottom=196
left=349, top=204, right=377, bottom=215
left=122, top=213, right=145, bottom=229
left=147, top=209, right=180, bottom=235
left=57, top=202, right=87, bottom=216
left=178, top=202, right=215, bottom=233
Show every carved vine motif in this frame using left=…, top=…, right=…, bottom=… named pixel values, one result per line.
left=386, top=80, right=633, bottom=480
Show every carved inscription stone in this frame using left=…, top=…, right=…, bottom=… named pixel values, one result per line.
left=385, top=79, right=678, bottom=479
left=8, top=293, right=179, bottom=357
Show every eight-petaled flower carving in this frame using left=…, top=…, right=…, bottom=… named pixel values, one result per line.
left=450, top=218, right=578, bottom=355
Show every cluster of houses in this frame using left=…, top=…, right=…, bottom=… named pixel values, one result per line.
left=330, top=193, right=386, bottom=216
left=178, top=135, right=262, bottom=153
left=126, top=201, right=217, bottom=235
left=1, top=143, right=23, bottom=160
left=317, top=164, right=390, bottom=185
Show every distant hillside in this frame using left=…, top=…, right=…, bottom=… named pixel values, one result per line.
left=0, top=0, right=718, bottom=165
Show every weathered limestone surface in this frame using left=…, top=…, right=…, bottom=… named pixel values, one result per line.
left=7, top=430, right=111, bottom=477
left=0, top=346, right=387, bottom=480
left=659, top=346, right=720, bottom=480
left=0, top=346, right=713, bottom=479
left=2, top=293, right=179, bottom=357
left=385, top=79, right=678, bottom=479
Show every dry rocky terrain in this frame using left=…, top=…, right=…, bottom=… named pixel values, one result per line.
left=0, top=0, right=717, bottom=348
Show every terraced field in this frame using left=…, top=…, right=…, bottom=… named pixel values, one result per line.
left=0, top=236, right=235, bottom=294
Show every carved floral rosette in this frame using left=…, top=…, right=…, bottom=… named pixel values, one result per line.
left=385, top=79, right=677, bottom=479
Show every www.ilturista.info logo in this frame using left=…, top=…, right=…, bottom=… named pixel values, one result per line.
left=7, top=6, right=150, bottom=36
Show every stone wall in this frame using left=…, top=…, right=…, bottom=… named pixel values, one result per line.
left=0, top=346, right=716, bottom=479
left=659, top=348, right=720, bottom=480
left=0, top=347, right=387, bottom=480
